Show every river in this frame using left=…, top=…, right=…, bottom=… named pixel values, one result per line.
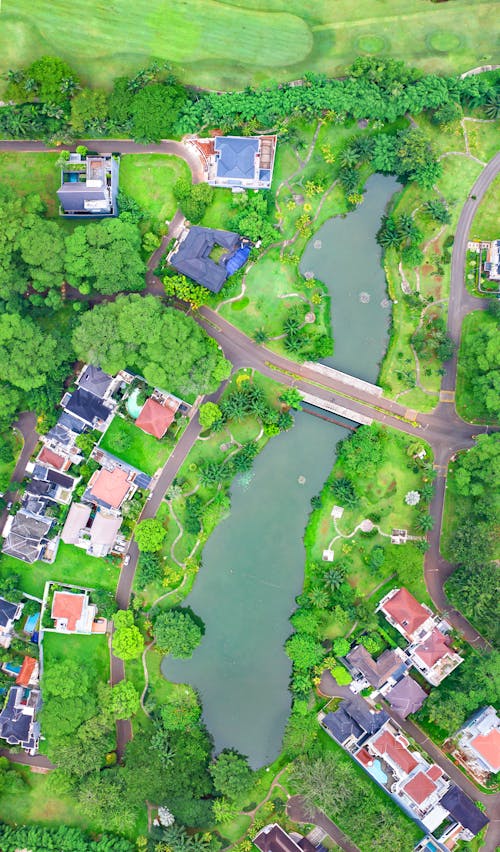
left=162, top=173, right=399, bottom=767
left=300, top=173, right=401, bottom=383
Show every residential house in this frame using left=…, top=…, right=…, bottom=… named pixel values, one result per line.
left=36, top=446, right=72, bottom=472
left=135, top=395, right=178, bottom=439
left=193, top=135, right=277, bottom=190
left=51, top=590, right=97, bottom=634
left=0, top=686, right=41, bottom=753
left=345, top=644, right=408, bottom=691
left=253, top=824, right=317, bottom=852
left=61, top=502, right=124, bottom=558
left=57, top=153, right=119, bottom=217
left=61, top=387, right=115, bottom=431
left=321, top=696, right=488, bottom=844
left=29, top=465, right=76, bottom=505
left=483, top=239, right=500, bottom=281
left=76, top=364, right=116, bottom=399
left=15, top=656, right=39, bottom=688
left=0, top=597, right=24, bottom=648
left=85, top=465, right=136, bottom=510
left=168, top=226, right=252, bottom=293
left=384, top=676, right=427, bottom=718
left=1, top=510, right=55, bottom=564
left=377, top=588, right=463, bottom=686
left=454, top=706, right=500, bottom=781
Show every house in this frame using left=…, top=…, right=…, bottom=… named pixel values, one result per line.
left=61, top=502, right=124, bottom=558
left=85, top=465, right=136, bottom=510
left=377, top=588, right=435, bottom=643
left=57, top=153, right=119, bottom=217
left=169, top=226, right=252, bottom=293
left=1, top=510, right=55, bottom=564
left=483, top=239, right=500, bottom=281
left=29, top=465, right=76, bottom=505
left=377, top=588, right=463, bottom=686
left=135, top=397, right=177, bottom=439
left=253, top=824, right=316, bottom=852
left=61, top=387, right=114, bottom=431
left=0, top=597, right=24, bottom=648
left=194, top=135, right=277, bottom=190
left=345, top=644, right=408, bottom=690
left=385, top=676, right=427, bottom=718
left=440, top=785, right=489, bottom=841
left=76, top=364, right=115, bottom=399
left=321, top=695, right=389, bottom=750
left=15, top=656, right=39, bottom=688
left=36, top=446, right=72, bottom=472
left=0, top=686, right=41, bottom=753
left=51, top=590, right=97, bottom=634
left=454, top=706, right=500, bottom=779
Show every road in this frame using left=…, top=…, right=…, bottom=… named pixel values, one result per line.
left=286, top=795, right=362, bottom=852
left=0, top=411, right=39, bottom=532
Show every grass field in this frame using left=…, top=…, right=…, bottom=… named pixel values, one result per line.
left=119, top=154, right=190, bottom=228
left=0, top=152, right=60, bottom=216
left=0, top=542, right=119, bottom=598
left=469, top=173, right=500, bottom=241
left=0, top=1, right=495, bottom=92
left=99, top=415, right=174, bottom=476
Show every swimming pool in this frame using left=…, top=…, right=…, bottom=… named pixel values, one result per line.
left=24, top=613, right=39, bottom=634
left=126, top=387, right=143, bottom=419
left=369, top=758, right=388, bottom=785
left=3, top=663, right=21, bottom=675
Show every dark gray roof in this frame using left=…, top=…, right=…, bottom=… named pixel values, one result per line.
left=253, top=825, right=303, bottom=852
left=170, top=226, right=241, bottom=293
left=385, top=677, right=427, bottom=718
left=30, top=466, right=74, bottom=490
left=214, top=136, right=259, bottom=180
left=323, top=697, right=389, bottom=745
left=46, top=469, right=74, bottom=489
left=346, top=645, right=404, bottom=688
left=0, top=597, right=19, bottom=628
left=0, top=686, right=40, bottom=750
left=10, top=511, right=52, bottom=541
left=57, top=182, right=109, bottom=213
left=441, top=785, right=489, bottom=836
left=64, top=388, right=110, bottom=426
left=77, top=365, right=113, bottom=398
left=25, top=479, right=52, bottom=497
left=46, top=424, right=73, bottom=446
left=22, top=495, right=54, bottom=516
left=58, top=412, right=86, bottom=434
left=2, top=533, right=42, bottom=564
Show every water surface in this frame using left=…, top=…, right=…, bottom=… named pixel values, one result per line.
left=163, top=414, right=349, bottom=767
left=300, top=173, right=400, bottom=383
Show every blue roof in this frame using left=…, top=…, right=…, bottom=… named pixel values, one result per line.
left=215, top=137, right=259, bottom=180
left=226, top=246, right=250, bottom=276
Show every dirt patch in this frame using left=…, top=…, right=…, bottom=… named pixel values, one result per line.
left=422, top=264, right=434, bottom=276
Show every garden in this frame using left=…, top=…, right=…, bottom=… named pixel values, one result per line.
left=455, top=307, right=500, bottom=424
left=99, top=414, right=175, bottom=477
left=0, top=542, right=119, bottom=598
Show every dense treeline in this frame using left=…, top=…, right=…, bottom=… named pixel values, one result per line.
left=1, top=56, right=499, bottom=143
left=0, top=823, right=135, bottom=851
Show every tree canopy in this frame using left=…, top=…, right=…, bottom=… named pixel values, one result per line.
left=65, top=219, right=145, bottom=295
left=72, top=295, right=231, bottom=396
left=153, top=609, right=203, bottom=658
left=134, top=518, right=167, bottom=552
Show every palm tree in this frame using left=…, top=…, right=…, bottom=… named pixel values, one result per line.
left=484, top=90, right=500, bottom=120
left=416, top=512, right=435, bottom=532
left=376, top=216, right=401, bottom=250
left=421, top=482, right=435, bottom=503
left=308, top=586, right=330, bottom=609
left=323, top=565, right=346, bottom=592
left=253, top=327, right=269, bottom=344
left=339, top=146, right=359, bottom=169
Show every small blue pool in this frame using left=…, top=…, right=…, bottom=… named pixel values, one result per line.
left=68, top=172, right=78, bottom=183
left=24, top=613, right=39, bottom=634
left=126, top=388, right=143, bottom=419
left=368, top=758, right=388, bottom=785
left=4, top=663, right=21, bottom=675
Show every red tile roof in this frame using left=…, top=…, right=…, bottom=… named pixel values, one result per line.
left=51, top=592, right=85, bottom=631
left=427, top=764, right=443, bottom=781
left=15, top=656, right=37, bottom=687
left=89, top=467, right=131, bottom=509
left=356, top=747, right=374, bottom=767
left=382, top=588, right=430, bottom=637
left=38, top=446, right=66, bottom=470
left=136, top=398, right=175, bottom=439
left=414, top=628, right=451, bottom=666
left=371, top=730, right=419, bottom=774
left=403, top=771, right=437, bottom=805
left=471, top=729, right=500, bottom=773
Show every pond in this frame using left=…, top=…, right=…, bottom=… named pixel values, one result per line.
left=300, top=173, right=401, bottom=384
left=162, top=413, right=350, bottom=768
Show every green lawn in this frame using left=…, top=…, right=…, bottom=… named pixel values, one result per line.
left=119, top=154, right=190, bottom=227
left=469, top=173, right=500, bottom=241
left=0, top=152, right=60, bottom=216
left=99, top=415, right=174, bottom=476
left=43, top=630, right=110, bottom=681
left=0, top=542, right=119, bottom=598
left=0, top=0, right=494, bottom=91
left=456, top=310, right=499, bottom=424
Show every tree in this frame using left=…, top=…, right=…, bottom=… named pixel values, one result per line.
left=416, top=512, right=434, bottom=532
left=153, top=609, right=203, bottom=658
left=446, top=562, right=500, bottom=646
left=336, top=425, right=386, bottom=479
left=330, top=477, right=358, bottom=508
left=137, top=552, right=164, bottom=589
left=112, top=610, right=144, bottom=660
left=405, top=490, right=420, bottom=506
left=285, top=632, right=324, bottom=670
left=459, top=324, right=500, bottom=419
left=70, top=88, right=108, bottom=133
left=453, top=434, right=499, bottom=498
left=330, top=664, right=352, bottom=686
left=129, top=82, right=188, bottom=142
left=72, top=295, right=230, bottom=397
left=65, top=219, right=145, bottom=295
left=23, top=56, right=79, bottom=104
left=210, top=750, right=253, bottom=801
left=0, top=313, right=63, bottom=392
left=134, top=518, right=166, bottom=552
left=199, top=402, right=223, bottom=430
left=160, top=687, right=202, bottom=731
left=107, top=680, right=140, bottom=720
left=279, top=387, right=303, bottom=410
left=333, top=638, right=351, bottom=657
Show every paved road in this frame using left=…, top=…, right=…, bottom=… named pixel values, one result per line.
left=287, top=795, right=362, bottom=852
left=0, top=411, right=39, bottom=531
left=0, top=749, right=54, bottom=771
left=319, top=674, right=500, bottom=851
